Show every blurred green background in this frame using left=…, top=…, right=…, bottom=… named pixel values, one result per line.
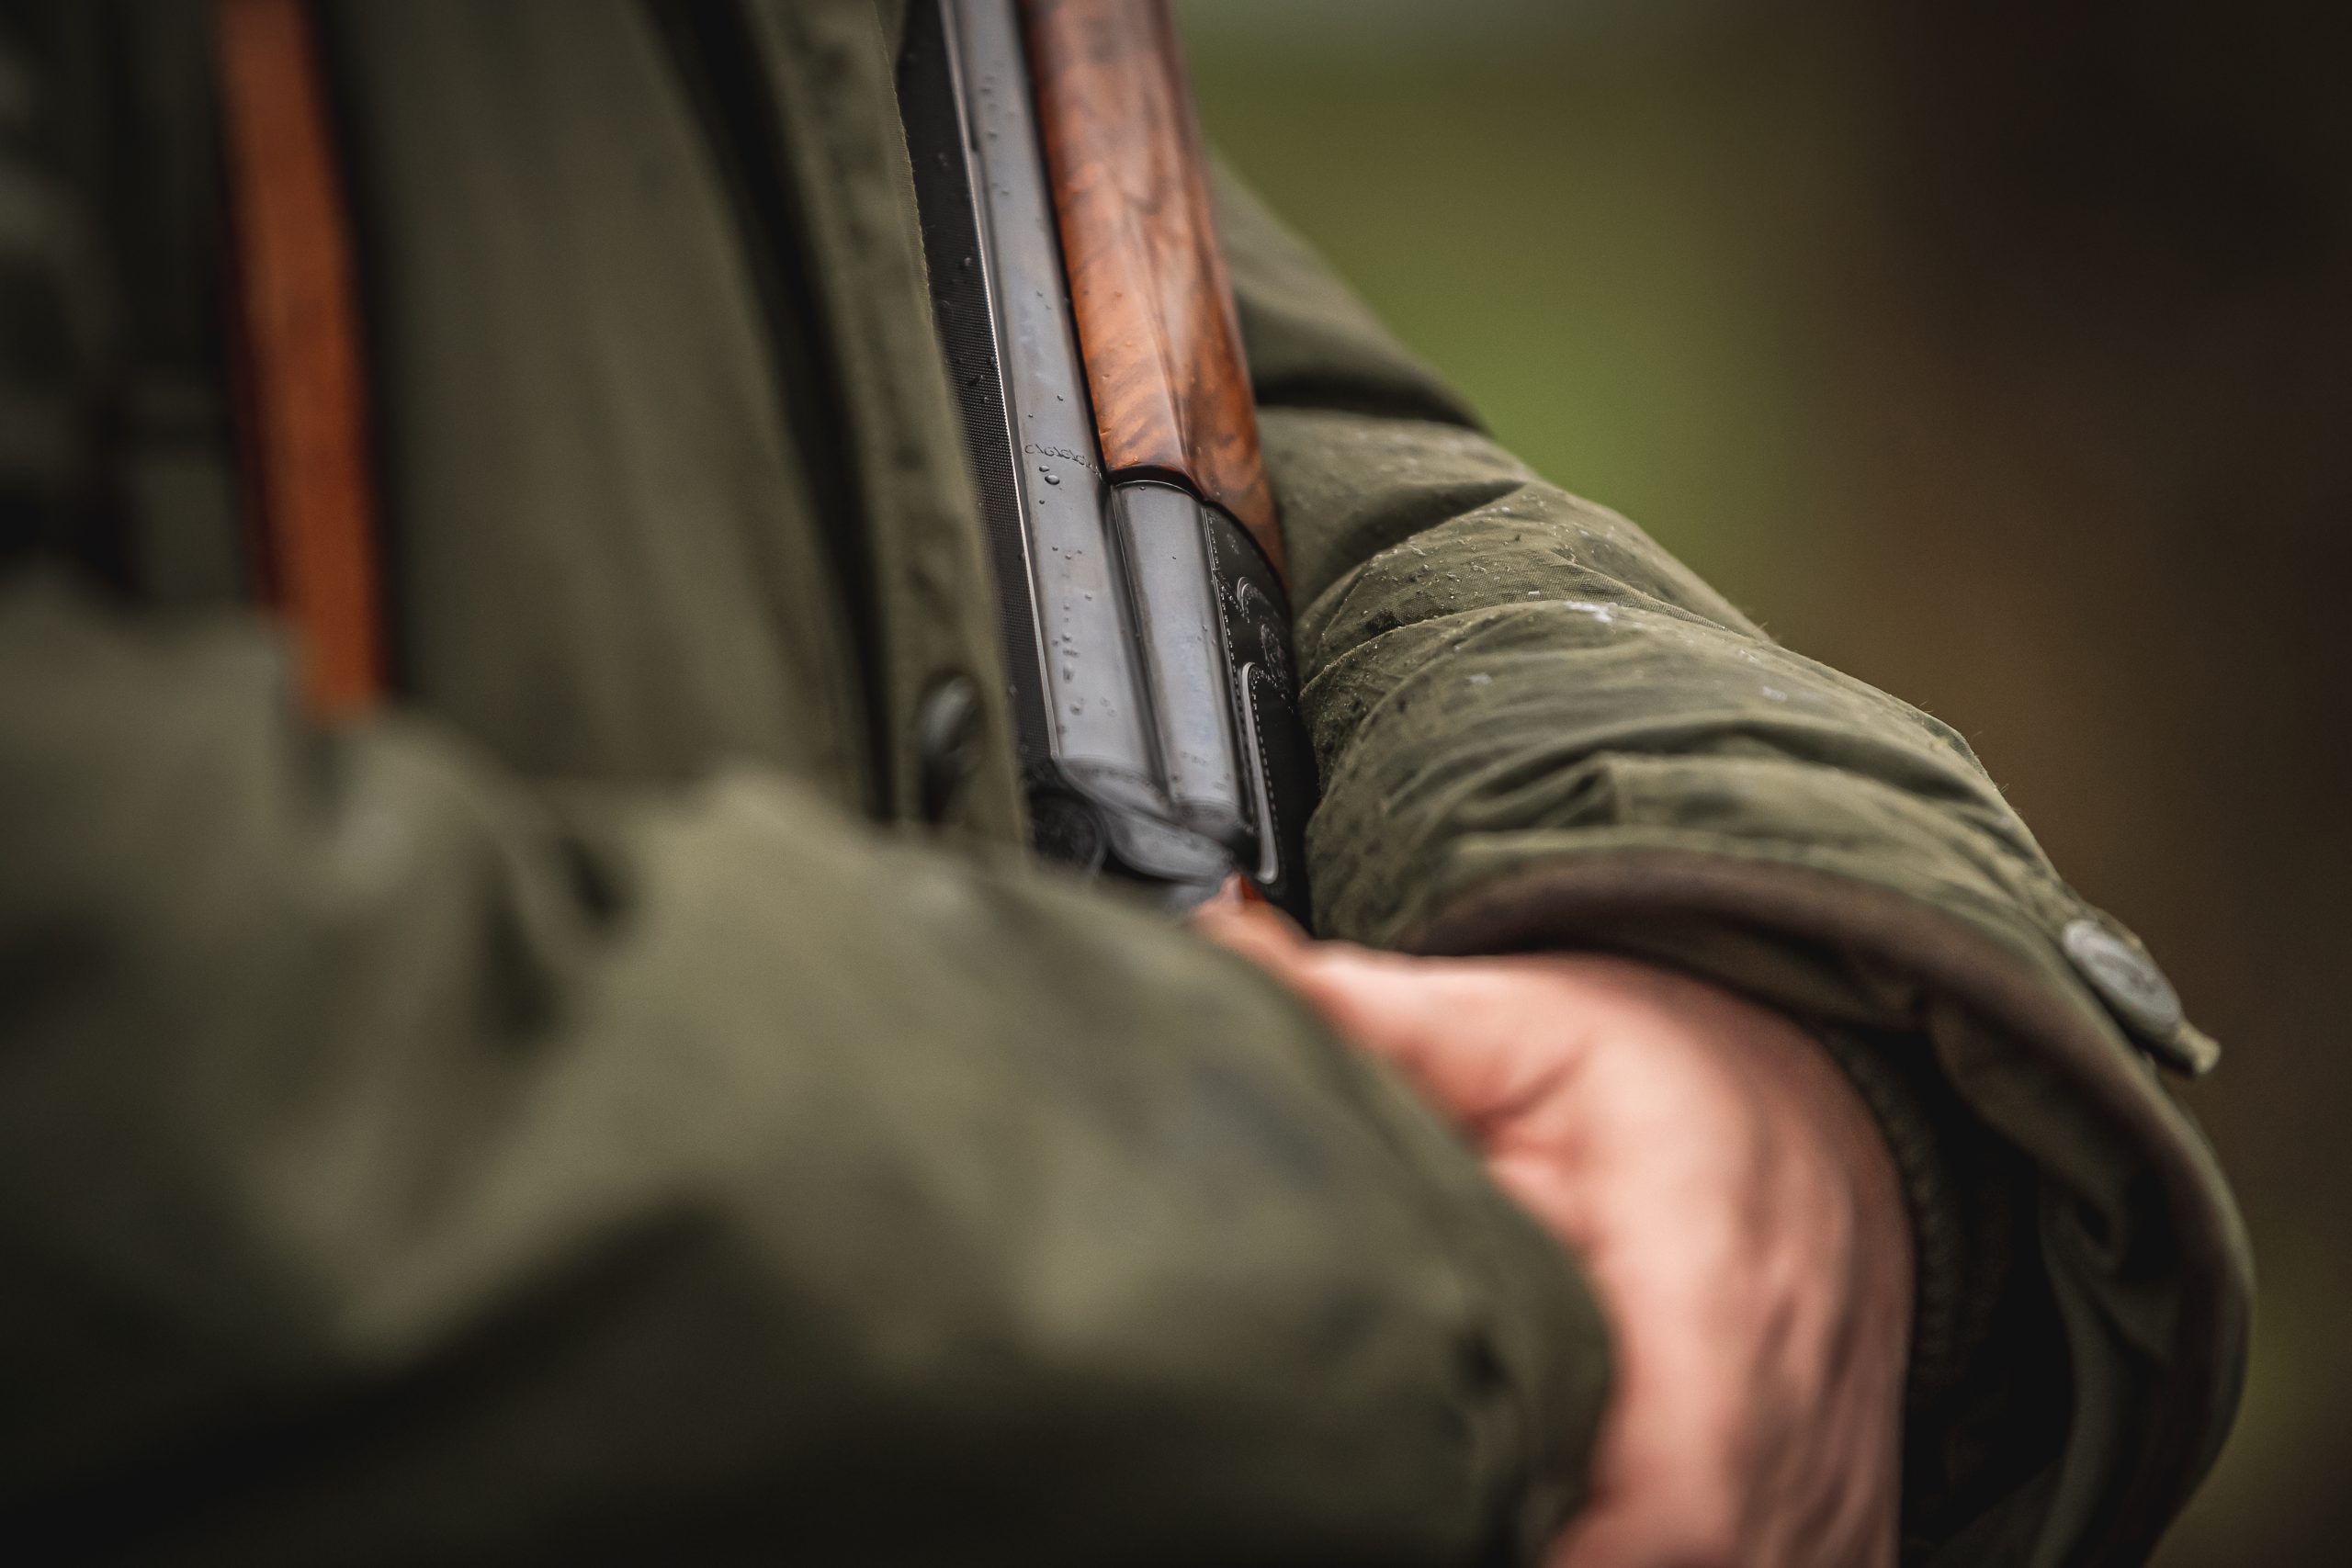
left=1180, top=1, right=2351, bottom=1562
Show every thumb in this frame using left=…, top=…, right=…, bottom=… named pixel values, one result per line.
left=1191, top=877, right=1314, bottom=975
left=1281, top=952, right=1573, bottom=1131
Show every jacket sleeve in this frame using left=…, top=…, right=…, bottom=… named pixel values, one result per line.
left=0, top=28, right=1613, bottom=1562
left=0, top=577, right=1605, bottom=1567
left=1214, top=162, right=2252, bottom=1567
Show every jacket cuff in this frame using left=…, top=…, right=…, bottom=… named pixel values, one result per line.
left=1394, top=843, right=2250, bottom=1568
left=1805, top=1018, right=1996, bottom=1405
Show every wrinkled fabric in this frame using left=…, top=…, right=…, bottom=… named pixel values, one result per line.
left=0, top=4, right=1600, bottom=1562
left=1216, top=164, right=2248, bottom=1565
left=0, top=2, right=2245, bottom=1565
left=0, top=575, right=1603, bottom=1564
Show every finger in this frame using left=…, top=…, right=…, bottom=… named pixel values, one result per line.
left=1190, top=892, right=1315, bottom=978
left=1541, top=1247, right=1749, bottom=1568
left=1190, top=876, right=1310, bottom=942
left=1547, top=1495, right=1742, bottom=1568
left=1191, top=874, right=1251, bottom=917
left=1286, top=954, right=1599, bottom=1134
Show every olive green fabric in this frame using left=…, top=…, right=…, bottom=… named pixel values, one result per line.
left=0, top=575, right=1608, bottom=1564
left=1216, top=169, right=2250, bottom=1564
left=2, top=3, right=1600, bottom=1562
left=0, top=2, right=2245, bottom=1566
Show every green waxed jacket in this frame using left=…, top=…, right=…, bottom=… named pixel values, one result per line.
left=0, top=3, right=2246, bottom=1565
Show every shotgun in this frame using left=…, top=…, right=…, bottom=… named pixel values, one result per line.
left=899, top=0, right=1317, bottom=920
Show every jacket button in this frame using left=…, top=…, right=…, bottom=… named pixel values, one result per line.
left=2061, top=918, right=2218, bottom=1075
left=2061, top=918, right=2182, bottom=1035
left=915, top=673, right=983, bottom=824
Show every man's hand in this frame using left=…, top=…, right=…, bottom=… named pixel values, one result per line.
left=1194, top=897, right=1912, bottom=1568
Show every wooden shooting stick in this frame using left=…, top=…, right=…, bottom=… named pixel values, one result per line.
left=1022, top=0, right=1285, bottom=582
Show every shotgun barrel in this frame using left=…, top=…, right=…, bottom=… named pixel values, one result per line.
left=899, top=0, right=1316, bottom=917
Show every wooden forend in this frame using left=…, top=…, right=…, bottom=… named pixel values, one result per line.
left=1023, top=0, right=1284, bottom=581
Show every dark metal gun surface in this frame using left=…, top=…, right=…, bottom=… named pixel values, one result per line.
left=898, top=0, right=1316, bottom=919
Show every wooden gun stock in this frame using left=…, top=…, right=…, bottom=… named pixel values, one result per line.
left=216, top=0, right=387, bottom=720
left=1022, top=0, right=1284, bottom=581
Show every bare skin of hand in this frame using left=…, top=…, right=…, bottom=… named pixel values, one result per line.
left=1194, top=895, right=1912, bottom=1568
